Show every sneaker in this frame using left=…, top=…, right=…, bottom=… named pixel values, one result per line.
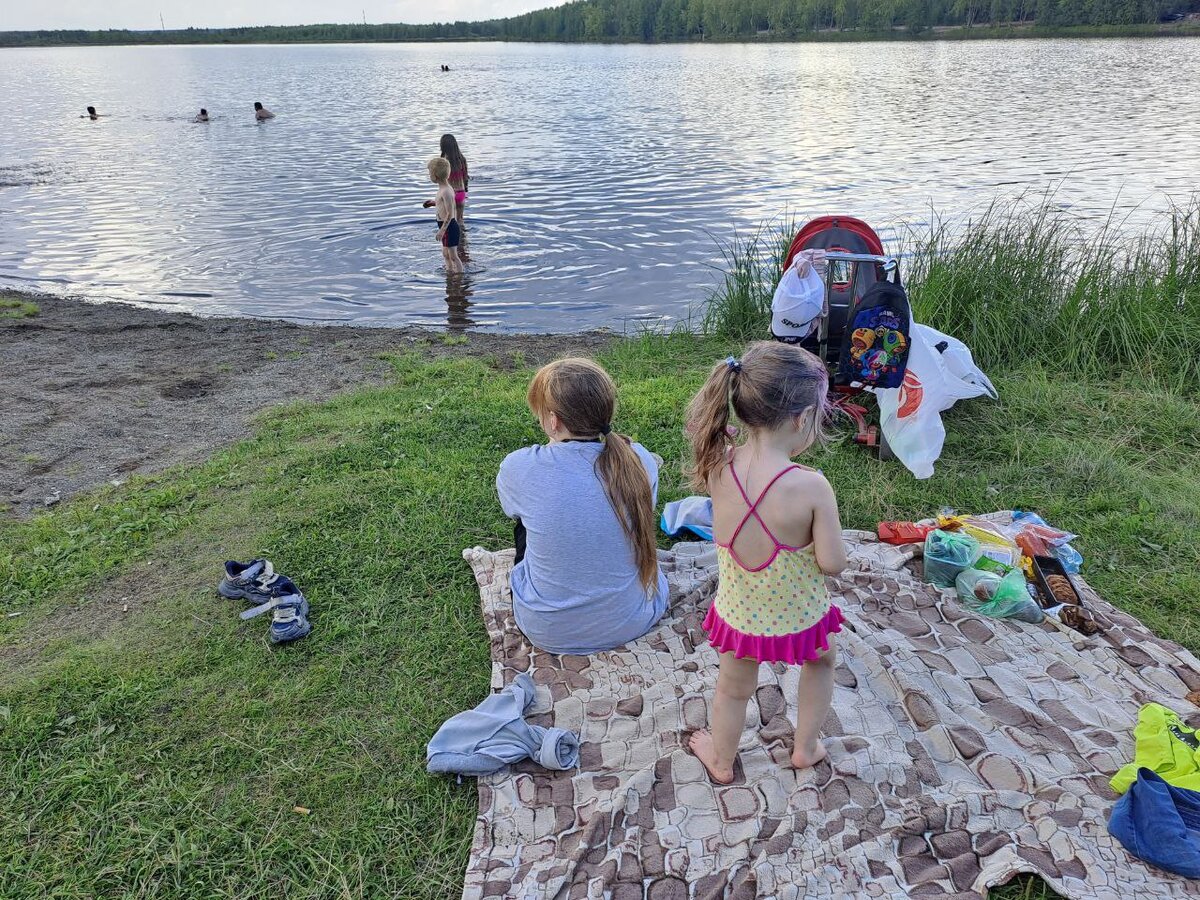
left=219, top=559, right=303, bottom=605
left=270, top=606, right=312, bottom=644
left=239, top=591, right=309, bottom=621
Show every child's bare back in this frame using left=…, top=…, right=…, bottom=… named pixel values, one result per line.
left=436, top=182, right=456, bottom=227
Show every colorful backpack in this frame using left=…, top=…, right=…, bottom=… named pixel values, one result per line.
left=836, top=270, right=911, bottom=389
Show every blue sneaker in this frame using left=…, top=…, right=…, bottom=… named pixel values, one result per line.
left=270, top=606, right=312, bottom=644
left=220, top=559, right=312, bottom=643
left=219, top=559, right=303, bottom=605
left=239, top=590, right=308, bottom=620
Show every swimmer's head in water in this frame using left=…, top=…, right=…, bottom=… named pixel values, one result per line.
left=200, top=108, right=208, bottom=115
left=254, top=102, right=264, bottom=111
left=428, top=157, right=451, bottom=183
left=87, top=106, right=97, bottom=116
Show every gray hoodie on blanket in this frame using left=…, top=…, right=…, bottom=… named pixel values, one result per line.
left=426, top=672, right=580, bottom=775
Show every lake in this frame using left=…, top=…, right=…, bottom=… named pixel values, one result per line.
left=1, top=39, right=1197, bottom=332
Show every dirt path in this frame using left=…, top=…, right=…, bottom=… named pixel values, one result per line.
left=0, top=293, right=611, bottom=517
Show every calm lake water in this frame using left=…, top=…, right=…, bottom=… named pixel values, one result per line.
left=1, top=40, right=1197, bottom=331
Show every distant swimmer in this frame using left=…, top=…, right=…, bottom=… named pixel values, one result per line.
left=253, top=102, right=275, bottom=121
left=441, top=64, right=450, bottom=72
left=85, top=106, right=99, bottom=120
left=194, top=108, right=209, bottom=123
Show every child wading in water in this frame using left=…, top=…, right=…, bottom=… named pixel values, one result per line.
left=685, top=342, right=848, bottom=784
left=440, top=133, right=469, bottom=227
left=427, top=157, right=463, bottom=275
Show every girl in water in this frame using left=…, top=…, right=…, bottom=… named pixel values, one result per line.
left=440, top=133, right=468, bottom=227
left=684, top=342, right=847, bottom=783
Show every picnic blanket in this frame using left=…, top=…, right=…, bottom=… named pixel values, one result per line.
left=460, top=528, right=1200, bottom=900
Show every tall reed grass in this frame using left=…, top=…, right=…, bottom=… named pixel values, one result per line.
left=701, top=221, right=795, bottom=340
left=703, top=201, right=1200, bottom=394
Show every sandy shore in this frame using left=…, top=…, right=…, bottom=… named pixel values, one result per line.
left=0, top=293, right=611, bottom=517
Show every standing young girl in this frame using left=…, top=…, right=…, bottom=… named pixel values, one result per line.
left=497, top=358, right=667, bottom=656
left=685, top=342, right=847, bottom=783
left=440, top=133, right=469, bottom=227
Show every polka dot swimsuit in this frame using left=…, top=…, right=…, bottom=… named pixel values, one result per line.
left=715, top=542, right=828, bottom=637
left=704, top=459, right=843, bottom=664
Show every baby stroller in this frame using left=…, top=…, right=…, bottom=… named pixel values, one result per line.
left=780, top=215, right=903, bottom=460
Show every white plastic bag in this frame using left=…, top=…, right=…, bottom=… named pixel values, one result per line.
left=875, top=323, right=997, bottom=479
left=921, top=325, right=997, bottom=401
left=771, top=252, right=826, bottom=341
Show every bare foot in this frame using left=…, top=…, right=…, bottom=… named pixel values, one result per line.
left=790, top=740, right=828, bottom=770
left=688, top=730, right=736, bottom=785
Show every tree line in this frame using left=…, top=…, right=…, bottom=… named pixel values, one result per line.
left=2, top=0, right=1198, bottom=47
left=492, top=0, right=1198, bottom=37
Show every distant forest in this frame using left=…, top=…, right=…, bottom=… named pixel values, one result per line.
left=3, top=0, right=1199, bottom=46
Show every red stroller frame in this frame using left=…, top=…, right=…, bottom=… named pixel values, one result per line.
left=781, top=216, right=899, bottom=458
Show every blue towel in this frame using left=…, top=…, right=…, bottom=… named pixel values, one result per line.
left=661, top=496, right=713, bottom=541
left=1109, top=767, right=1200, bottom=878
left=426, top=672, right=580, bottom=776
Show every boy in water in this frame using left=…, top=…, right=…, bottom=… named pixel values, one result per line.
left=253, top=102, right=275, bottom=121
left=427, top=157, right=463, bottom=274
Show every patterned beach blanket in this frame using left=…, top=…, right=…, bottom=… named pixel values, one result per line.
left=460, top=528, right=1200, bottom=900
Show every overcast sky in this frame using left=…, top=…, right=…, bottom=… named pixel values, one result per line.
left=0, top=1, right=550, bottom=31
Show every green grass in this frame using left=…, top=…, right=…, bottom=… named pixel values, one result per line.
left=910, top=200, right=1200, bottom=394
left=0, top=297, right=39, bottom=318
left=705, top=200, right=1200, bottom=395
left=700, top=220, right=794, bottom=339
left=2, top=334, right=1198, bottom=898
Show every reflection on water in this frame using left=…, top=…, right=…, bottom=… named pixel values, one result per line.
left=446, top=271, right=477, bottom=333
left=0, top=40, right=1197, bottom=332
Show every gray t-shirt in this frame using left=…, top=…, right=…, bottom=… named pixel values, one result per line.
left=496, top=440, right=668, bottom=655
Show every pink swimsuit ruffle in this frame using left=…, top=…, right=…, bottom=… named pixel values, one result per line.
left=703, top=602, right=843, bottom=665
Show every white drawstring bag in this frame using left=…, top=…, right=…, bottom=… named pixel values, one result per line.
left=875, top=323, right=997, bottom=479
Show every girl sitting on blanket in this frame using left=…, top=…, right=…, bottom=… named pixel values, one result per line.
left=685, top=342, right=847, bottom=783
left=497, top=358, right=668, bottom=655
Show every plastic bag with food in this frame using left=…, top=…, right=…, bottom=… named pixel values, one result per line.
left=937, top=514, right=1021, bottom=571
left=923, top=529, right=981, bottom=588
left=1010, top=510, right=1084, bottom=573
left=956, top=567, right=1044, bottom=624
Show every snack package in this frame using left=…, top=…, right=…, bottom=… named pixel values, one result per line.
left=878, top=521, right=937, bottom=546
left=1010, top=510, right=1084, bottom=573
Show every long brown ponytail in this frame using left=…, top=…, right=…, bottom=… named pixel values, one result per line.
left=527, top=359, right=659, bottom=593
left=686, top=342, right=830, bottom=490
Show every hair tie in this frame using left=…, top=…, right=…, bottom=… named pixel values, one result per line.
left=725, top=356, right=742, bottom=373
left=599, top=424, right=612, bottom=436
